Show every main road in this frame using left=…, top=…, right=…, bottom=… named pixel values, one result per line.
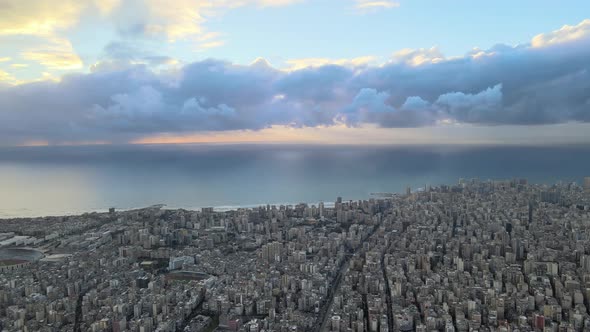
left=381, top=243, right=394, bottom=330
left=312, top=224, right=379, bottom=332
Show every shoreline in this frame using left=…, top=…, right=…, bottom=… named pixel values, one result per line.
left=0, top=200, right=343, bottom=220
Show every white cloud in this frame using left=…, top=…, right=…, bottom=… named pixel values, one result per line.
left=392, top=47, right=445, bottom=66
left=284, top=56, right=377, bottom=71
left=255, top=0, right=303, bottom=6
left=468, top=48, right=497, bottom=60
left=197, top=40, right=226, bottom=51
left=355, top=0, right=400, bottom=13
left=1, top=17, right=590, bottom=145
left=111, top=0, right=303, bottom=41
left=435, top=84, right=503, bottom=123
left=0, top=0, right=303, bottom=82
left=532, top=19, right=590, bottom=48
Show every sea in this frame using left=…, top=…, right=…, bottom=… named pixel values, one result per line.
left=0, top=144, right=588, bottom=218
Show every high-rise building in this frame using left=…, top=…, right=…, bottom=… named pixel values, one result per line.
left=584, top=177, right=590, bottom=191
left=331, top=315, right=341, bottom=331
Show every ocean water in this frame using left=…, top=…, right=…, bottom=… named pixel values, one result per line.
left=0, top=144, right=589, bottom=218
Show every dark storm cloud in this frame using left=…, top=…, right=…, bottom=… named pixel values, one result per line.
left=1, top=21, right=590, bottom=144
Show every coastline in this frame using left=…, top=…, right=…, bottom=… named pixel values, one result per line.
left=0, top=201, right=340, bottom=220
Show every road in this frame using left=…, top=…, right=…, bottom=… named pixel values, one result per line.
left=312, top=224, right=378, bottom=332
left=381, top=244, right=394, bottom=330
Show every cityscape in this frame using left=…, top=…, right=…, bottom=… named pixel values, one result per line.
left=2, top=1, right=590, bottom=332
left=2, top=178, right=590, bottom=331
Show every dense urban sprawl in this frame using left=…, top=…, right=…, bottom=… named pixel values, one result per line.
left=2, top=178, right=590, bottom=332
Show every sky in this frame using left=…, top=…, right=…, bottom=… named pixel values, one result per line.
left=0, top=0, right=589, bottom=146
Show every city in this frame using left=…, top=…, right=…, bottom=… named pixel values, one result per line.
left=2, top=1, right=590, bottom=331
left=2, top=178, right=590, bottom=331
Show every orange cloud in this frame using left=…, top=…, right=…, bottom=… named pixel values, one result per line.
left=284, top=56, right=377, bottom=71
left=0, top=0, right=83, bottom=36
left=125, top=0, right=302, bottom=41
left=0, top=69, right=18, bottom=84
left=22, top=37, right=83, bottom=70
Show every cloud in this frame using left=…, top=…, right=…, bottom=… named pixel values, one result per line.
left=114, top=0, right=208, bottom=41
left=0, top=69, right=18, bottom=85
left=340, top=88, right=395, bottom=125
left=256, top=0, right=303, bottom=6
left=0, top=0, right=301, bottom=78
left=109, top=0, right=302, bottom=41
left=93, top=41, right=180, bottom=71
left=532, top=19, right=590, bottom=48
left=276, top=64, right=353, bottom=104
left=284, top=56, right=377, bottom=71
left=1, top=19, right=590, bottom=145
left=197, top=40, right=226, bottom=50
left=22, top=37, right=83, bottom=70
left=339, top=88, right=441, bottom=127
left=401, top=96, right=430, bottom=110
left=392, top=47, right=446, bottom=66
left=435, top=84, right=503, bottom=122
left=0, top=1, right=88, bottom=72
left=94, top=0, right=122, bottom=14
left=88, top=85, right=239, bottom=132
left=355, top=0, right=400, bottom=13
left=0, top=0, right=302, bottom=41
left=0, top=0, right=83, bottom=36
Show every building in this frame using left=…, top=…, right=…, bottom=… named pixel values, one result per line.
left=168, top=256, right=195, bottom=270
left=0, top=260, right=31, bottom=273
